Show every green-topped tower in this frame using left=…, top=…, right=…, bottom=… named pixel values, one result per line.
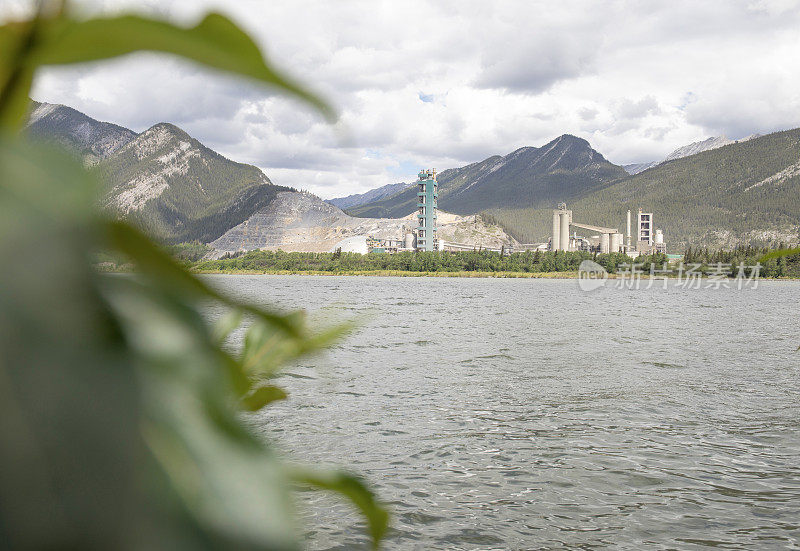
left=415, top=168, right=438, bottom=251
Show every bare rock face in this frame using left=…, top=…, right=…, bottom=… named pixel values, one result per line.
left=434, top=213, right=518, bottom=249
left=103, top=124, right=208, bottom=215
left=210, top=191, right=519, bottom=256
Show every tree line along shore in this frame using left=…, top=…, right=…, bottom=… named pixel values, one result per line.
left=97, top=244, right=800, bottom=278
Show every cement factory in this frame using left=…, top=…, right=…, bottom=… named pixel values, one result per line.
left=549, top=203, right=666, bottom=256
left=355, top=168, right=666, bottom=256
left=362, top=168, right=508, bottom=254
left=359, top=168, right=439, bottom=254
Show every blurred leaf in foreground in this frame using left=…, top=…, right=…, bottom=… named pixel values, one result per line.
left=0, top=5, right=334, bottom=130
left=759, top=247, right=800, bottom=262
left=0, top=2, right=386, bottom=550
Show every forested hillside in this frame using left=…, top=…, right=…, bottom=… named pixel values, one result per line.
left=484, top=129, right=800, bottom=249
left=96, top=123, right=289, bottom=243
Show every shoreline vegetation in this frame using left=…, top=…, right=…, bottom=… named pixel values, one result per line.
left=96, top=245, right=800, bottom=279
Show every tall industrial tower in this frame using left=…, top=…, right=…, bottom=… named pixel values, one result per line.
left=637, top=209, right=653, bottom=245
left=416, top=168, right=438, bottom=251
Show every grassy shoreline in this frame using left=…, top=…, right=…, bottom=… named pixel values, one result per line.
left=191, top=268, right=580, bottom=278
left=98, top=265, right=800, bottom=280
left=182, top=268, right=800, bottom=280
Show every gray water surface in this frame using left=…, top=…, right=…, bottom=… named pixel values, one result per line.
left=205, top=275, right=800, bottom=550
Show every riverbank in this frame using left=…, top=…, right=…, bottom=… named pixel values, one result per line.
left=192, top=268, right=579, bottom=278
left=98, top=264, right=800, bottom=280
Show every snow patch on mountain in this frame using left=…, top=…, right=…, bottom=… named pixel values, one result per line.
left=663, top=136, right=733, bottom=161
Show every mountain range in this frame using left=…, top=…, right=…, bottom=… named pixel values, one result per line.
left=27, top=101, right=800, bottom=252
left=346, top=135, right=628, bottom=218
left=25, top=101, right=516, bottom=251
left=343, top=131, right=800, bottom=249
left=476, top=128, right=800, bottom=248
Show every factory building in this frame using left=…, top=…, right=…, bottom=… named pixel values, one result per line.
left=416, top=168, right=439, bottom=251
left=549, top=204, right=666, bottom=255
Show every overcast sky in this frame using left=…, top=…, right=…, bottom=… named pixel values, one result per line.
left=5, top=0, right=800, bottom=198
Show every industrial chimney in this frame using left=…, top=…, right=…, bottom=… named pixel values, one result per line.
left=626, top=209, right=632, bottom=251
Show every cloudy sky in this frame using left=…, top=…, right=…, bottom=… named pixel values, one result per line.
left=5, top=0, right=800, bottom=197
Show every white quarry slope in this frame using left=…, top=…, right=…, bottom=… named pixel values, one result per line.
left=210, top=191, right=518, bottom=256
left=623, top=135, right=761, bottom=175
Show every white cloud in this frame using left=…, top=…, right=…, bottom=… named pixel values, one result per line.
left=5, top=0, right=800, bottom=196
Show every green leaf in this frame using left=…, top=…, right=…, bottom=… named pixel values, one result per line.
left=106, top=276, right=298, bottom=548
left=0, top=18, right=39, bottom=129
left=289, top=468, right=389, bottom=549
left=212, top=309, right=243, bottom=345
left=241, top=385, right=288, bottom=411
left=106, top=220, right=303, bottom=338
left=27, top=11, right=330, bottom=116
left=1, top=9, right=334, bottom=130
left=759, top=247, right=800, bottom=262
left=240, top=317, right=355, bottom=378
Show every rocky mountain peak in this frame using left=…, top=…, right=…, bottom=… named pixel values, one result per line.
left=124, top=123, right=197, bottom=161
left=27, top=101, right=137, bottom=164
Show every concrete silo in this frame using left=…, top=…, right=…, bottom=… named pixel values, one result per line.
left=551, top=211, right=561, bottom=251
left=559, top=212, right=570, bottom=251
left=610, top=233, right=623, bottom=253
left=600, top=233, right=610, bottom=254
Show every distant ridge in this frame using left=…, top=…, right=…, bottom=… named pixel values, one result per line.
left=328, top=181, right=412, bottom=210
left=348, top=134, right=628, bottom=218
left=623, top=134, right=762, bottom=175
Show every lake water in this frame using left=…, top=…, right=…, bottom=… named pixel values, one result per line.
left=204, top=275, right=800, bottom=550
